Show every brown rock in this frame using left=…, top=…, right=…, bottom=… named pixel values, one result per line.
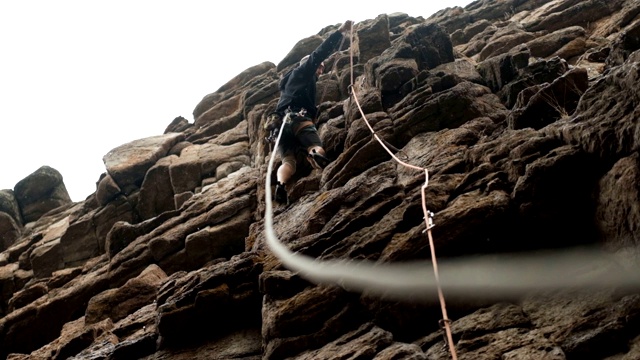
left=478, top=22, right=537, bottom=61
left=451, top=19, right=493, bottom=46
left=0, top=189, right=23, bottom=227
left=525, top=26, right=586, bottom=58
left=85, top=264, right=166, bottom=325
left=477, top=43, right=531, bottom=94
left=4, top=5, right=640, bottom=360
left=523, top=0, right=617, bottom=33
left=508, top=67, right=588, bottom=129
left=0, top=212, right=20, bottom=252
left=13, top=166, right=72, bottom=223
left=103, top=133, right=184, bottom=193
left=596, top=154, right=640, bottom=248
left=95, top=173, right=121, bottom=206
left=354, top=14, right=391, bottom=64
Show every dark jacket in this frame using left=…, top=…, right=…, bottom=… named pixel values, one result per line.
left=275, top=30, right=344, bottom=119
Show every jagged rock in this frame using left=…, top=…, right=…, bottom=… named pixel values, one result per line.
left=596, top=154, right=640, bottom=248
left=16, top=208, right=77, bottom=282
left=607, top=16, right=640, bottom=67
left=374, top=342, right=428, bottom=360
left=183, top=203, right=253, bottom=268
left=433, top=57, right=485, bottom=86
left=457, top=22, right=498, bottom=58
left=0, top=212, right=20, bottom=252
left=0, top=190, right=23, bottom=228
left=476, top=43, right=531, bottom=93
left=103, top=133, right=185, bottom=194
left=426, top=327, right=566, bottom=359
left=59, top=197, right=134, bottom=269
left=403, top=23, right=455, bottom=70
left=13, top=166, right=72, bottom=224
left=110, top=166, right=257, bottom=281
left=526, top=25, right=587, bottom=58
left=508, top=67, right=589, bottom=129
left=137, top=156, right=178, bottom=221
left=277, top=36, right=324, bottom=72
left=289, top=323, right=396, bottom=360
left=156, top=252, right=263, bottom=348
left=373, top=58, right=420, bottom=108
left=0, top=262, right=111, bottom=358
left=597, top=0, right=640, bottom=37
left=47, top=266, right=83, bottom=289
left=105, top=210, right=178, bottom=260
left=30, top=216, right=68, bottom=279
left=415, top=303, right=553, bottom=359
left=173, top=191, right=193, bottom=210
left=4, top=233, right=41, bottom=269
left=498, top=56, right=569, bottom=109
left=478, top=22, right=537, bottom=61
left=244, top=77, right=280, bottom=109
left=510, top=144, right=599, bottom=246
left=31, top=317, right=116, bottom=360
left=164, top=115, right=192, bottom=134
left=4, top=3, right=640, bottom=360
left=219, top=62, right=276, bottom=97
left=138, top=139, right=251, bottom=223
left=522, top=0, right=618, bottom=33
left=546, top=50, right=640, bottom=159
left=7, top=282, right=46, bottom=312
left=451, top=19, right=493, bottom=46
left=95, top=173, right=121, bottom=206
left=215, top=161, right=245, bottom=181
left=391, top=80, right=508, bottom=145
left=193, top=93, right=243, bottom=131
left=354, top=14, right=391, bottom=64
left=522, top=290, right=640, bottom=359
left=262, top=285, right=358, bottom=359
left=553, top=36, right=589, bottom=61
left=0, top=263, right=19, bottom=316
left=382, top=12, right=420, bottom=40
left=86, top=264, right=166, bottom=325
left=466, top=0, right=557, bottom=26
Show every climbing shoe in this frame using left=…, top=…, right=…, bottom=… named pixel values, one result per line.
left=308, top=150, right=331, bottom=169
left=274, top=181, right=288, bottom=204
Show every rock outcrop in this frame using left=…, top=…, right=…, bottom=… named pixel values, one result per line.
left=2, top=1, right=640, bottom=359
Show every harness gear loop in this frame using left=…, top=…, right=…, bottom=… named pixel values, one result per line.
left=265, top=112, right=282, bottom=144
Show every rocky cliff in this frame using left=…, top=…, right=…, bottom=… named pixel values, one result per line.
left=2, top=0, right=640, bottom=359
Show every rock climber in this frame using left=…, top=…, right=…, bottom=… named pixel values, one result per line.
left=265, top=19, right=353, bottom=204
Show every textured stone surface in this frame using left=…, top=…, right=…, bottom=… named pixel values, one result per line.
left=2, top=2, right=640, bottom=359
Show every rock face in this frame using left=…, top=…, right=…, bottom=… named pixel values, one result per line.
left=2, top=1, right=640, bottom=359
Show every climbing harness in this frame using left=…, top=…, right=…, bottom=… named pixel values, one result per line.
left=264, top=112, right=282, bottom=144
left=265, top=108, right=312, bottom=145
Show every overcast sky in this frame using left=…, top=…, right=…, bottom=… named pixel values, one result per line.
left=0, top=1, right=474, bottom=202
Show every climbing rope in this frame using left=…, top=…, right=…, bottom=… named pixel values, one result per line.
left=262, top=23, right=458, bottom=359
left=345, top=25, right=458, bottom=360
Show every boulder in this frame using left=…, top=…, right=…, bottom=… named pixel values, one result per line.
left=102, top=133, right=185, bottom=194
left=13, top=166, right=72, bottom=223
left=0, top=189, right=23, bottom=227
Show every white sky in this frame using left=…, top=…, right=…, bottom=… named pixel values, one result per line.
left=0, top=1, right=473, bottom=202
